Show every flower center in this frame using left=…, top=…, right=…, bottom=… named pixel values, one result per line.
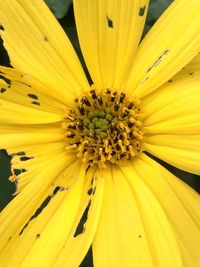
left=62, top=89, right=143, bottom=167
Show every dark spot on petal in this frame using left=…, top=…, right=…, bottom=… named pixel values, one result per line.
left=19, top=187, right=61, bottom=236
left=74, top=200, right=91, bottom=237
left=28, top=93, right=38, bottom=100
left=43, top=35, right=48, bottom=41
left=87, top=188, right=93, bottom=195
left=168, top=79, right=173, bottom=83
left=189, top=72, right=194, bottom=75
left=31, top=101, right=40, bottom=106
left=0, top=24, right=4, bottom=31
left=139, top=235, right=142, bottom=238
left=0, top=88, right=6, bottom=93
left=13, top=168, right=26, bottom=176
left=20, top=156, right=33, bottom=161
left=107, top=16, right=113, bottom=28
left=36, top=233, right=40, bottom=238
left=0, top=74, right=11, bottom=86
left=139, top=6, right=146, bottom=16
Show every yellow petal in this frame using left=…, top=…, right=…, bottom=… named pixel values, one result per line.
left=0, top=66, right=69, bottom=107
left=125, top=0, right=200, bottom=98
left=171, top=52, right=200, bottom=82
left=74, top=0, right=149, bottom=90
left=0, top=154, right=74, bottom=255
left=0, top=0, right=89, bottom=102
left=7, top=142, right=72, bottom=193
left=132, top=154, right=200, bottom=266
left=0, top=68, right=66, bottom=124
left=55, top=167, right=104, bottom=267
left=93, top=165, right=155, bottom=267
left=142, top=77, right=200, bottom=174
left=0, top=124, right=64, bottom=149
left=0, top=161, right=85, bottom=267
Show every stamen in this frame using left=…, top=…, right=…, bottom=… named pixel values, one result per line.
left=62, top=89, right=144, bottom=168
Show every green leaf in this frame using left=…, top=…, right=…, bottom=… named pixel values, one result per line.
left=147, top=0, right=173, bottom=23
left=45, top=0, right=72, bottom=19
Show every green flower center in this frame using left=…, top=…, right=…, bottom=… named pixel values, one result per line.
left=62, top=89, right=144, bottom=168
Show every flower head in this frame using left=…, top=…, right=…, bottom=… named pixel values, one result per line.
left=0, top=0, right=200, bottom=266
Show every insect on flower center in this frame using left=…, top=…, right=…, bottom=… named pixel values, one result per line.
left=62, top=89, right=143, bottom=168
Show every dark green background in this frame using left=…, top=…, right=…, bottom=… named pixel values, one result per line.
left=0, top=1, right=199, bottom=266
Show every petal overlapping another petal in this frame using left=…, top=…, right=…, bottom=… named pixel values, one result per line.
left=0, top=159, right=85, bottom=267
left=93, top=163, right=183, bottom=267
left=143, top=76, right=200, bottom=175
left=125, top=0, right=200, bottom=98
left=0, top=0, right=90, bottom=102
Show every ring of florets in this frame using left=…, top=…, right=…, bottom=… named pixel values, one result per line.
left=62, top=89, right=143, bottom=168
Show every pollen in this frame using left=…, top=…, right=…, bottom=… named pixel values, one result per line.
left=62, top=89, right=144, bottom=168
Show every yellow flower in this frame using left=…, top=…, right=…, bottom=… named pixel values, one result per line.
left=0, top=0, right=200, bottom=266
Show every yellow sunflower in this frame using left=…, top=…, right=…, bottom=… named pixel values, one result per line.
left=0, top=0, right=200, bottom=266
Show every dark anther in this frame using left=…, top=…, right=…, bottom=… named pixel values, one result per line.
left=111, top=92, right=117, bottom=102
left=68, top=124, right=76, bottom=129
left=90, top=90, right=97, bottom=100
left=97, top=96, right=103, bottom=105
left=67, top=134, right=75, bottom=138
left=78, top=105, right=85, bottom=115
left=111, top=151, right=116, bottom=156
left=128, top=102, right=134, bottom=109
left=116, top=144, right=120, bottom=150
left=129, top=132, right=134, bottom=138
left=75, top=142, right=81, bottom=146
left=82, top=97, right=91, bottom=107
left=110, top=124, right=116, bottom=133
left=128, top=122, right=134, bottom=128
left=114, top=102, right=119, bottom=111
left=120, top=93, right=125, bottom=103
left=120, top=153, right=126, bottom=158
left=106, top=89, right=111, bottom=94
left=119, top=134, right=124, bottom=140
left=77, top=122, right=84, bottom=131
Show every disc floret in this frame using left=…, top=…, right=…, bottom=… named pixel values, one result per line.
left=62, top=89, right=143, bottom=167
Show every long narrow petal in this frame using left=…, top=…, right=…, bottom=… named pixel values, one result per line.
left=93, top=166, right=156, bottom=267
left=0, top=68, right=66, bottom=124
left=7, top=142, right=74, bottom=193
left=0, top=124, right=64, bottom=149
left=143, top=78, right=200, bottom=174
left=0, top=161, right=85, bottom=267
left=0, top=0, right=89, bottom=102
left=132, top=154, right=200, bottom=266
left=54, top=167, right=104, bottom=267
left=125, top=0, right=200, bottom=98
left=0, top=154, right=75, bottom=254
left=74, top=0, right=149, bottom=90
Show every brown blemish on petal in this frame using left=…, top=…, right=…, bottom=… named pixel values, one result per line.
left=107, top=16, right=113, bottom=28
left=139, top=6, right=146, bottom=16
